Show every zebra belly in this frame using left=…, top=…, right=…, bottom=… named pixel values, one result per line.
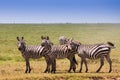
left=24, top=51, right=43, bottom=59
left=56, top=54, right=68, bottom=59
left=78, top=52, right=90, bottom=59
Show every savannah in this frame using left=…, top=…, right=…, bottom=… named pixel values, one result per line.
left=0, top=24, right=120, bottom=80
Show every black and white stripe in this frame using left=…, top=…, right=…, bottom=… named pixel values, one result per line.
left=77, top=42, right=115, bottom=73
left=17, top=36, right=51, bottom=73
left=22, top=45, right=47, bottom=58
left=43, top=39, right=80, bottom=73
left=47, top=45, right=76, bottom=73
left=57, top=36, right=80, bottom=72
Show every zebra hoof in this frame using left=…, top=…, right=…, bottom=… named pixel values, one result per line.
left=79, top=70, right=82, bottom=73
left=44, top=71, right=47, bottom=73
left=73, top=69, right=76, bottom=73
left=109, top=70, right=112, bottom=73
left=25, top=71, right=27, bottom=73
left=85, top=70, right=88, bottom=73
left=85, top=71, right=88, bottom=73
left=79, top=69, right=82, bottom=73
left=51, top=69, right=56, bottom=74
left=68, top=70, right=71, bottom=73
left=48, top=71, right=50, bottom=73
left=73, top=68, right=76, bottom=73
left=96, top=70, right=99, bottom=73
left=79, top=71, right=81, bottom=73
left=29, top=69, right=31, bottom=73
left=25, top=70, right=28, bottom=73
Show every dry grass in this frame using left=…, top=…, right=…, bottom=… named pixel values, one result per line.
left=0, top=58, right=120, bottom=80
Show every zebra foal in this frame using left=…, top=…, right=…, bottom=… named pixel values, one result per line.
left=77, top=42, right=115, bottom=73
left=17, top=36, right=51, bottom=73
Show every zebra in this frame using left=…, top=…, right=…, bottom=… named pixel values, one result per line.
left=16, top=36, right=52, bottom=73
left=42, top=39, right=80, bottom=73
left=58, top=36, right=81, bottom=71
left=77, top=42, right=115, bottom=73
left=40, top=36, right=54, bottom=73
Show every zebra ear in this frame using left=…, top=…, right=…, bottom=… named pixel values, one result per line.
left=46, top=36, right=49, bottom=40
left=66, top=39, right=70, bottom=41
left=70, top=38, right=73, bottom=42
left=22, top=37, right=24, bottom=40
left=16, top=37, right=20, bottom=41
left=41, top=36, right=44, bottom=39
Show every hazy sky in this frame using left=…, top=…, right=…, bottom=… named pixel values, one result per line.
left=0, top=0, right=120, bottom=23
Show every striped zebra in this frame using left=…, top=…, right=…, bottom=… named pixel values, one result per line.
left=77, top=42, right=115, bottom=73
left=17, top=36, right=52, bottom=73
left=58, top=36, right=81, bottom=71
left=42, top=39, right=80, bottom=73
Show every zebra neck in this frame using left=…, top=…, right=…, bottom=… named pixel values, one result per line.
left=72, top=45, right=79, bottom=53
left=42, top=47, right=51, bottom=54
left=21, top=45, right=26, bottom=54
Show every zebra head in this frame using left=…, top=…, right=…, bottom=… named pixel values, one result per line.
left=41, top=36, right=53, bottom=49
left=67, top=39, right=80, bottom=52
left=59, top=36, right=69, bottom=45
left=16, top=37, right=26, bottom=51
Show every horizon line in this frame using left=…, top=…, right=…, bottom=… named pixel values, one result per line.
left=0, top=22, right=120, bottom=24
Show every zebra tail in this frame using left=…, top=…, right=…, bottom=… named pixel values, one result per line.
left=107, top=42, right=115, bottom=49
left=73, top=56, right=78, bottom=65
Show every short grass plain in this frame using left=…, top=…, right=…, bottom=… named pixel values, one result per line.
left=0, top=24, right=120, bottom=80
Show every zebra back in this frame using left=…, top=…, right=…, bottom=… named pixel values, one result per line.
left=78, top=42, right=115, bottom=59
left=22, top=45, right=47, bottom=58
left=49, top=44, right=74, bottom=59
left=47, top=39, right=80, bottom=59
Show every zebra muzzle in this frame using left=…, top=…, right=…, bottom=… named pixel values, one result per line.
left=18, top=47, right=22, bottom=50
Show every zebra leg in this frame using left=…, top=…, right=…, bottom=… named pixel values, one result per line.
left=44, top=56, right=51, bottom=73
left=67, top=60, right=72, bottom=72
left=79, top=58, right=84, bottom=73
left=51, top=59, right=54, bottom=73
left=73, top=62, right=76, bottom=73
left=51, top=59, right=56, bottom=73
left=25, top=59, right=31, bottom=73
left=54, top=59, right=56, bottom=73
left=44, top=57, right=49, bottom=73
left=25, top=59, right=28, bottom=73
left=67, top=54, right=77, bottom=73
left=53, top=59, right=56, bottom=73
left=72, top=55, right=77, bottom=72
left=67, top=57, right=74, bottom=73
left=96, top=56, right=104, bottom=73
left=47, top=62, right=51, bottom=73
left=83, top=58, right=88, bottom=73
left=105, top=55, right=112, bottom=73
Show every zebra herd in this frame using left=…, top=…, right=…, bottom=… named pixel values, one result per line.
left=17, top=36, right=115, bottom=73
